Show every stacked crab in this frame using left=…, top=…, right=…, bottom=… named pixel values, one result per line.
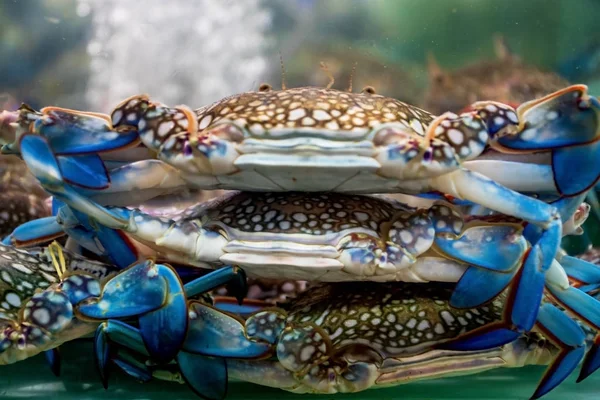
left=0, top=81, right=599, bottom=400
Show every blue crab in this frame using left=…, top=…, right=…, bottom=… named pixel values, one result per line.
left=125, top=282, right=591, bottom=399
left=2, top=82, right=600, bottom=392
left=5, top=84, right=600, bottom=285
left=0, top=242, right=595, bottom=400
left=5, top=190, right=600, bottom=380
left=0, top=241, right=249, bottom=369
left=0, top=242, right=116, bottom=369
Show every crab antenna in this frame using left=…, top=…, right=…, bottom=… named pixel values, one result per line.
left=347, top=62, right=358, bottom=92
left=320, top=62, right=335, bottom=89
left=48, top=241, right=67, bottom=279
left=279, top=52, right=287, bottom=90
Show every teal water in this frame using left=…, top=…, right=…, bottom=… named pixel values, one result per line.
left=0, top=340, right=595, bottom=400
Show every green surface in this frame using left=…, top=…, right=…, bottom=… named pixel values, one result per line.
left=0, top=340, right=596, bottom=400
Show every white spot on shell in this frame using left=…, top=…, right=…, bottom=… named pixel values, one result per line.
left=417, top=320, right=430, bottom=331
left=32, top=308, right=50, bottom=325
left=300, top=345, right=316, bottom=362
left=288, top=108, right=306, bottom=121
left=111, top=110, right=122, bottom=125
left=325, top=121, right=340, bottom=130
left=292, top=213, right=308, bottom=222
left=199, top=114, right=213, bottom=130
left=157, top=121, right=175, bottom=137
left=6, top=292, right=21, bottom=307
left=447, top=129, right=464, bottom=144
left=313, top=110, right=332, bottom=121
left=400, top=230, right=414, bottom=243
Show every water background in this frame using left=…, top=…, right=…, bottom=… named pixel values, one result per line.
left=1, top=340, right=597, bottom=400
left=1, top=0, right=599, bottom=398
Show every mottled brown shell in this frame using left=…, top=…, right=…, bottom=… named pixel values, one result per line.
left=286, top=282, right=504, bottom=355
left=194, top=87, right=435, bottom=135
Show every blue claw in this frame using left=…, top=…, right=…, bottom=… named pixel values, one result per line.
left=560, top=254, right=600, bottom=285
left=20, top=134, right=128, bottom=229
left=77, top=261, right=169, bottom=319
left=553, top=140, right=600, bottom=196
left=440, top=327, right=520, bottom=351
left=443, top=246, right=546, bottom=351
left=138, top=264, right=188, bottom=364
left=183, top=302, right=272, bottom=358
left=57, top=154, right=110, bottom=190
left=84, top=266, right=248, bottom=365
left=177, top=352, right=228, bottom=400
left=435, top=225, right=526, bottom=272
left=450, top=265, right=518, bottom=309
left=510, top=246, right=545, bottom=332
left=44, top=348, right=61, bottom=377
left=94, top=322, right=112, bottom=388
left=33, top=107, right=140, bottom=155
left=497, top=86, right=598, bottom=149
left=93, top=320, right=149, bottom=389
left=7, top=216, right=64, bottom=246
left=532, top=304, right=586, bottom=399
left=19, top=133, right=65, bottom=189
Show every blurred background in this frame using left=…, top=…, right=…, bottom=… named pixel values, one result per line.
left=0, top=0, right=599, bottom=249
left=1, top=1, right=600, bottom=398
left=2, top=0, right=599, bottom=111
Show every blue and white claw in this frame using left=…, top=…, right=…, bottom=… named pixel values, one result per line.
left=0, top=240, right=247, bottom=368
left=0, top=242, right=117, bottom=366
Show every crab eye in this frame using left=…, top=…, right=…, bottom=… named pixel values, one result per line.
left=423, top=148, right=433, bottom=162
left=183, top=141, right=193, bottom=156
left=258, top=83, right=272, bottom=92
left=361, top=86, right=376, bottom=95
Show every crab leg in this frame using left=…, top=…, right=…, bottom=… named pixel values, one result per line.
left=92, top=289, right=592, bottom=400
left=3, top=211, right=248, bottom=366
left=451, top=86, right=596, bottom=192
left=0, top=242, right=117, bottom=366
left=75, top=258, right=247, bottom=364
left=443, top=258, right=600, bottom=383
left=1, top=216, right=64, bottom=246
left=427, top=85, right=600, bottom=293
left=17, top=131, right=188, bottom=211
left=432, top=218, right=558, bottom=338
left=81, top=160, right=188, bottom=206
left=432, top=214, right=600, bottom=377
left=19, top=134, right=129, bottom=229
left=530, top=303, right=586, bottom=399
left=544, top=283, right=600, bottom=382
left=0, top=105, right=141, bottom=156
